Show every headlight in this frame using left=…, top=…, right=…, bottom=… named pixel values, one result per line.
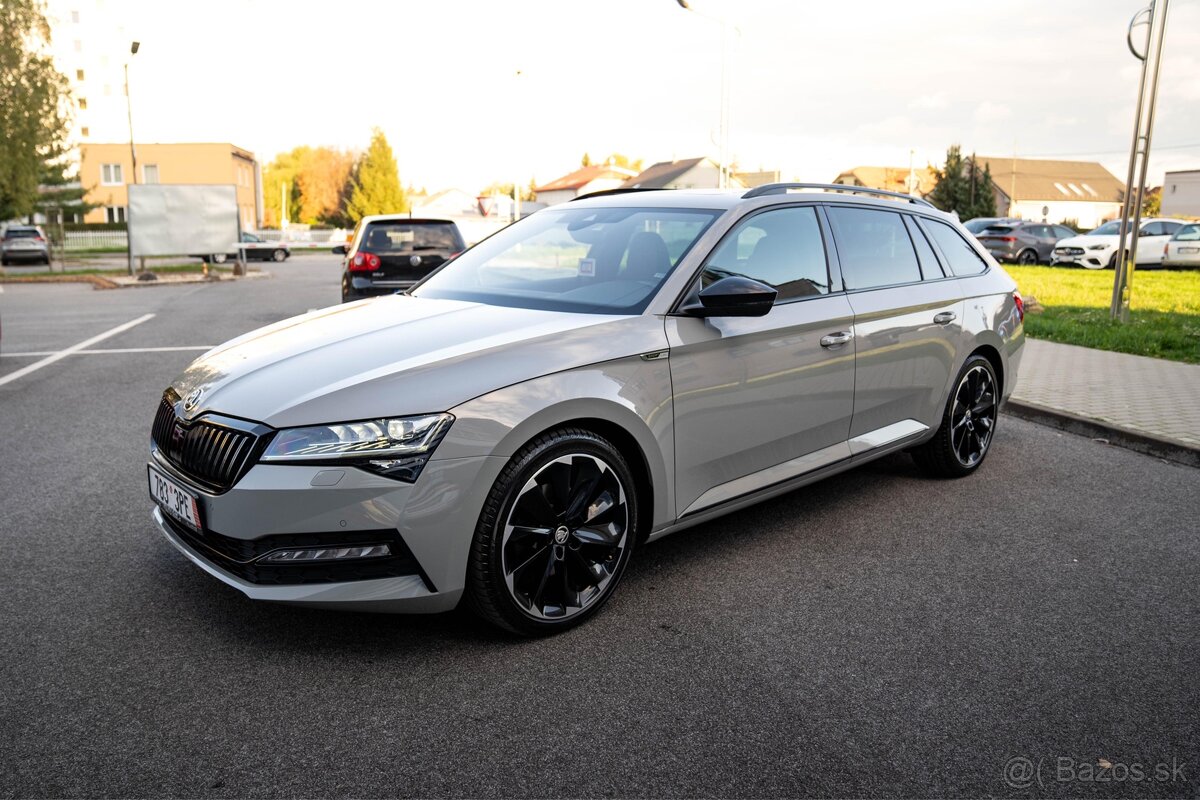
left=1087, top=244, right=1110, bottom=251
left=261, top=413, right=453, bottom=482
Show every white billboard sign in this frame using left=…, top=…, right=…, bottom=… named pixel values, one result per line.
left=128, top=184, right=239, bottom=257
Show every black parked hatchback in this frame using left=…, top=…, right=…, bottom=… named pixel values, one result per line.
left=337, top=216, right=465, bottom=302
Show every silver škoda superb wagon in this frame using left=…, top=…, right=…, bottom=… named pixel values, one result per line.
left=148, top=184, right=1025, bottom=635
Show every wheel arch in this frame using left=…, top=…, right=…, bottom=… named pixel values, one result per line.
left=969, top=341, right=1005, bottom=396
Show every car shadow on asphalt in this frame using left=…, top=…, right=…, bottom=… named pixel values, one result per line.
left=152, top=449, right=944, bottom=653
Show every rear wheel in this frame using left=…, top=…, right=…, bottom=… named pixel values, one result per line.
left=912, top=355, right=999, bottom=479
left=1016, top=249, right=1038, bottom=265
left=271, top=248, right=287, bottom=262
left=467, top=427, right=638, bottom=636
left=210, top=252, right=228, bottom=264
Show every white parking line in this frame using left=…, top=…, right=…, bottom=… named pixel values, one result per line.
left=0, top=313, right=156, bottom=387
left=1, top=345, right=212, bottom=358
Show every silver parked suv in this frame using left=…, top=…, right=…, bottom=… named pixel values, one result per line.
left=147, top=184, right=1025, bottom=635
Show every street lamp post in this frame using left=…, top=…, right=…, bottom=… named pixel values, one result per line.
left=1112, top=2, right=1169, bottom=322
left=676, top=0, right=737, bottom=190
left=124, top=41, right=140, bottom=276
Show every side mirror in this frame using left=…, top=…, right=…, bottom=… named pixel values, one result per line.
left=680, top=275, right=777, bottom=317
left=331, top=244, right=346, bottom=255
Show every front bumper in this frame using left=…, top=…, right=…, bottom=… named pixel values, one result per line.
left=1052, top=246, right=1107, bottom=268
left=149, top=451, right=507, bottom=612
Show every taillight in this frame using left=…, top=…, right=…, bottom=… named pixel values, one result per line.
left=34, top=236, right=45, bottom=243
left=1013, top=291, right=1025, bottom=322
left=999, top=236, right=1016, bottom=242
left=349, top=251, right=381, bottom=272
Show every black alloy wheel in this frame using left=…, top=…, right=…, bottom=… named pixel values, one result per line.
left=467, top=428, right=637, bottom=635
left=912, top=354, right=1000, bottom=478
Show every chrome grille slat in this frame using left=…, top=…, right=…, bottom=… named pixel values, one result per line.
left=150, top=392, right=261, bottom=492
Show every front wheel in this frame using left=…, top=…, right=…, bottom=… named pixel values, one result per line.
left=466, top=428, right=638, bottom=636
left=271, top=248, right=287, bottom=262
left=912, top=355, right=999, bottom=479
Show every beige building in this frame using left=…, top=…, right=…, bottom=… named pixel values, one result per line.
left=534, top=165, right=638, bottom=205
left=833, top=165, right=939, bottom=197
left=79, top=142, right=261, bottom=228
left=970, top=156, right=1124, bottom=228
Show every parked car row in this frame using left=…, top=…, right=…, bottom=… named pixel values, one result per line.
left=964, top=215, right=1197, bottom=269
left=195, top=232, right=290, bottom=264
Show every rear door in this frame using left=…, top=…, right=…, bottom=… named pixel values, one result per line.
left=666, top=204, right=857, bottom=516
left=826, top=206, right=964, bottom=446
left=1137, top=221, right=1181, bottom=264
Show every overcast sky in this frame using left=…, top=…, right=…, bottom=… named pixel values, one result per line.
left=113, top=0, right=1200, bottom=191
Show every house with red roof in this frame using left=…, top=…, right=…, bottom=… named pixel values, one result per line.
left=533, top=165, right=639, bottom=205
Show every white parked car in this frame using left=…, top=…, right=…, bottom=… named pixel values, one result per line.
left=1051, top=218, right=1186, bottom=269
left=1163, top=222, right=1200, bottom=268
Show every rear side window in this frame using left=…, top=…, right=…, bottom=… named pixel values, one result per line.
left=826, top=207, right=921, bottom=290
left=903, top=216, right=944, bottom=279
left=923, top=219, right=988, bottom=276
left=361, top=222, right=462, bottom=253
left=1161, top=221, right=1183, bottom=236
left=702, top=206, right=830, bottom=300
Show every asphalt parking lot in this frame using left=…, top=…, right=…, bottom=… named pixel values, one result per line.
left=1, top=255, right=1197, bottom=798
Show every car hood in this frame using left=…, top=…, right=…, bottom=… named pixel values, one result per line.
left=1057, top=235, right=1116, bottom=248
left=170, top=295, right=665, bottom=428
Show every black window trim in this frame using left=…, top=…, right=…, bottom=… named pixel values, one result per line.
left=668, top=200, right=843, bottom=315
left=901, top=214, right=948, bottom=280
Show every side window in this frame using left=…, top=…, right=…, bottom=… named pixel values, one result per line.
left=701, top=206, right=829, bottom=300
left=1141, top=222, right=1164, bottom=236
left=1028, top=225, right=1049, bottom=238
left=1161, top=221, right=1183, bottom=236
left=923, top=219, right=989, bottom=276
left=826, top=207, right=921, bottom=289
left=1054, top=226, right=1075, bottom=239
left=903, top=215, right=944, bottom=279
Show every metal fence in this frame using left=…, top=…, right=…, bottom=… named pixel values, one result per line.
left=62, top=229, right=128, bottom=251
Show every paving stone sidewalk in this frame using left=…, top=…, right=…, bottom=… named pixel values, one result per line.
left=1011, top=338, right=1200, bottom=453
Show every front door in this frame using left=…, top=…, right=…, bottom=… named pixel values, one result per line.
left=666, top=205, right=857, bottom=516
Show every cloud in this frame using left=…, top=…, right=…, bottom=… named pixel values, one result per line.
left=974, top=102, right=1012, bottom=124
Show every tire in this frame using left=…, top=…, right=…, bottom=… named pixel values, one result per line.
left=912, top=354, right=1000, bottom=479
left=271, top=248, right=287, bottom=262
left=1, top=258, right=8, bottom=267
left=1098, top=251, right=1123, bottom=271
left=466, top=427, right=639, bottom=636
left=210, top=252, right=228, bottom=264
left=1016, top=249, right=1038, bottom=265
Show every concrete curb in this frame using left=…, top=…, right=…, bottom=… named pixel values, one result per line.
left=1006, top=399, right=1200, bottom=469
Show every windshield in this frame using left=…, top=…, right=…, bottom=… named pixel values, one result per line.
left=1089, top=221, right=1123, bottom=235
left=412, top=206, right=722, bottom=314
left=1172, top=224, right=1200, bottom=241
left=361, top=221, right=461, bottom=252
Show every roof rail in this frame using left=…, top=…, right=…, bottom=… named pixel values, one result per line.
left=742, top=182, right=936, bottom=208
left=571, top=187, right=673, bottom=202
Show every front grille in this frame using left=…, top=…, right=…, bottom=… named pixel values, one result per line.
left=160, top=514, right=431, bottom=588
left=1056, top=247, right=1084, bottom=256
left=151, top=391, right=270, bottom=492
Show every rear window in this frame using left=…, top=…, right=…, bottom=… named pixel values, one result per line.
left=979, top=225, right=1014, bottom=235
left=826, top=207, right=921, bottom=290
left=4, top=228, right=39, bottom=239
left=1174, top=224, right=1200, bottom=241
left=360, top=222, right=461, bottom=253
left=923, top=219, right=989, bottom=276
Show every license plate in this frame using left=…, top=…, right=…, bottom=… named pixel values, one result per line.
left=148, top=466, right=202, bottom=530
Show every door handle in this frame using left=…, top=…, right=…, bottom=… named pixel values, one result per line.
left=820, top=331, right=853, bottom=348
left=934, top=311, right=957, bottom=325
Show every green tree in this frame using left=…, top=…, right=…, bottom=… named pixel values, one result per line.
left=929, top=146, right=997, bottom=220
left=344, top=128, right=406, bottom=223
left=0, top=0, right=71, bottom=221
left=480, top=180, right=536, bottom=202
left=36, top=143, right=93, bottom=224
left=1142, top=187, right=1161, bottom=216
left=261, top=146, right=307, bottom=228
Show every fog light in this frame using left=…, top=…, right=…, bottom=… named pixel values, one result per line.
left=260, top=544, right=392, bottom=563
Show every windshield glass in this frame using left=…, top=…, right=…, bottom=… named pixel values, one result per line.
left=412, top=206, right=722, bottom=314
left=1089, top=221, right=1123, bottom=235
left=1172, top=224, right=1200, bottom=241
left=361, top=221, right=461, bottom=252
